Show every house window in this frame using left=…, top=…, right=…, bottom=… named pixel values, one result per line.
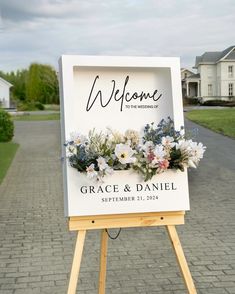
left=184, top=73, right=187, bottom=79
left=228, top=66, right=233, bottom=78
left=208, top=84, right=213, bottom=96
left=228, top=83, right=233, bottom=96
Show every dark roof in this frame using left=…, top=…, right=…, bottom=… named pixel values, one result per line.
left=221, top=45, right=235, bottom=58
left=181, top=68, right=195, bottom=76
left=225, top=50, right=235, bottom=60
left=195, top=46, right=235, bottom=67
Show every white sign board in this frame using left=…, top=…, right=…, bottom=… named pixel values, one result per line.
left=59, top=55, right=190, bottom=217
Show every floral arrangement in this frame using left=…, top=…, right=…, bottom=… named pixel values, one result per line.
left=65, top=117, right=206, bottom=182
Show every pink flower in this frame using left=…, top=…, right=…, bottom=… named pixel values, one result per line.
left=147, top=151, right=155, bottom=162
left=159, top=159, right=169, bottom=170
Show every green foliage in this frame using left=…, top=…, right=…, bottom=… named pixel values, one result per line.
left=0, top=69, right=27, bottom=101
left=35, top=102, right=45, bottom=110
left=17, top=101, right=45, bottom=111
left=26, top=63, right=59, bottom=105
left=0, top=62, right=59, bottom=108
left=201, top=100, right=235, bottom=107
left=0, top=109, right=14, bottom=142
left=65, top=119, right=206, bottom=182
left=183, top=97, right=199, bottom=106
left=25, top=64, right=41, bottom=102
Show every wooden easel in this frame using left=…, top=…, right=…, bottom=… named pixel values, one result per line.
left=67, top=211, right=197, bottom=294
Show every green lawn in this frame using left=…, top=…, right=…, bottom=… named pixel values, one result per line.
left=44, top=104, right=60, bottom=111
left=0, top=142, right=19, bottom=184
left=12, top=113, right=60, bottom=121
left=186, top=109, right=235, bottom=138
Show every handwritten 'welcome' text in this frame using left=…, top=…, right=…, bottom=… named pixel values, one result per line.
left=86, top=75, right=163, bottom=112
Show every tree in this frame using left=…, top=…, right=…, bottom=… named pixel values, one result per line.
left=10, top=70, right=27, bottom=101
left=26, top=64, right=42, bottom=102
left=39, top=65, right=59, bottom=104
left=0, top=69, right=27, bottom=101
left=26, top=63, right=59, bottom=104
left=1, top=63, right=59, bottom=106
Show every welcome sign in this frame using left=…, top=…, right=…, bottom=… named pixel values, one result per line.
left=59, top=56, right=190, bottom=217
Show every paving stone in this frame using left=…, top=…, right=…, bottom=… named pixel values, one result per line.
left=13, top=289, right=41, bottom=294
left=198, top=289, right=229, bottom=294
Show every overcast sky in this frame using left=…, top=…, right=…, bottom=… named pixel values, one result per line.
left=0, top=0, right=235, bottom=72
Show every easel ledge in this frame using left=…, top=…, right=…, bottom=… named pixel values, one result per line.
left=67, top=211, right=197, bottom=294
left=68, top=210, right=185, bottom=230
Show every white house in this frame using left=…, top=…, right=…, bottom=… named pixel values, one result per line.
left=181, top=68, right=199, bottom=98
left=0, top=77, right=13, bottom=108
left=184, top=45, right=235, bottom=102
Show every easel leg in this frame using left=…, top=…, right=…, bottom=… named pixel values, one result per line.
left=166, top=225, right=197, bottom=294
left=98, top=229, right=108, bottom=294
left=67, top=230, right=86, bottom=294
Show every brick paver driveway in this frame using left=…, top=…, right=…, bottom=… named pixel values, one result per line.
left=0, top=119, right=234, bottom=294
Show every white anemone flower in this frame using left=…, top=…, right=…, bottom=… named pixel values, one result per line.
left=70, top=132, right=87, bottom=146
left=141, top=141, right=154, bottom=153
left=175, top=139, right=193, bottom=154
left=115, top=143, right=136, bottom=164
left=86, top=164, right=98, bottom=179
left=189, top=142, right=206, bottom=163
left=154, top=145, right=166, bottom=162
left=97, top=157, right=108, bottom=171
left=161, top=136, right=175, bottom=148
left=176, top=140, right=206, bottom=168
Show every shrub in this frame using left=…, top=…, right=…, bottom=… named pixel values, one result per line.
left=17, top=101, right=45, bottom=111
left=17, top=101, right=36, bottom=111
left=202, top=100, right=235, bottom=107
left=0, top=109, right=14, bottom=142
left=183, top=97, right=199, bottom=106
left=35, top=102, right=45, bottom=110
